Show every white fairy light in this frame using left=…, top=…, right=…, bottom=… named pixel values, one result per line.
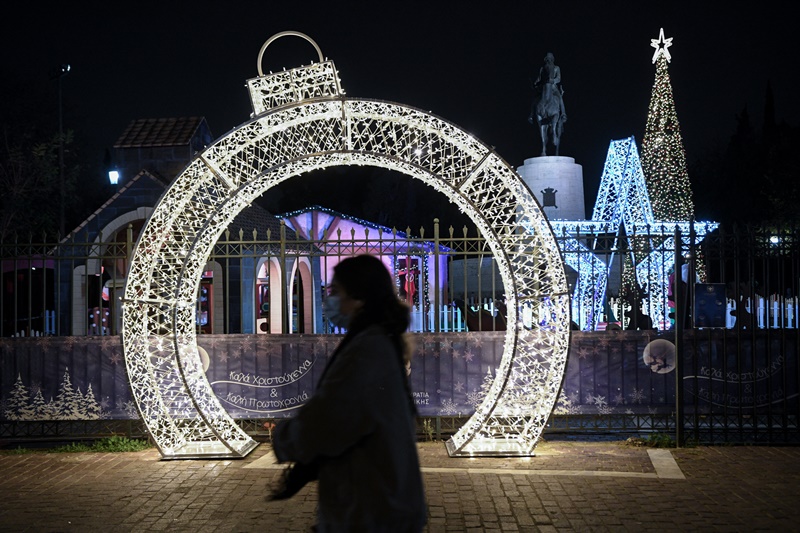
left=122, top=34, right=571, bottom=459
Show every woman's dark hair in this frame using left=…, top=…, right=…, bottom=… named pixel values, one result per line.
left=333, top=254, right=410, bottom=347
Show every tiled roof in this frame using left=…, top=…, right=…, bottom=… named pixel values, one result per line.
left=113, top=117, right=206, bottom=148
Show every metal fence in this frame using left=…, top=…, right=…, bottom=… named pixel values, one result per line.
left=2, top=220, right=511, bottom=337
left=1, top=221, right=798, bottom=444
left=675, top=223, right=800, bottom=444
left=8, top=219, right=788, bottom=337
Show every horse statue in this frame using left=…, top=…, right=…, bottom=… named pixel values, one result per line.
left=529, top=52, right=567, bottom=156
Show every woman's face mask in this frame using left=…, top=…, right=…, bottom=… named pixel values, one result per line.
left=323, top=294, right=351, bottom=329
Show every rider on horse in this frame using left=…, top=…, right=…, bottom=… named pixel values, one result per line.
left=534, top=53, right=566, bottom=122
left=529, top=52, right=567, bottom=156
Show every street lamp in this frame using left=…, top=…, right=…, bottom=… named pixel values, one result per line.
left=56, top=63, right=70, bottom=236
left=103, top=147, right=121, bottom=187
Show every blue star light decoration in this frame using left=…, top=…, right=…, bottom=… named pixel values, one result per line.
left=651, top=27, right=673, bottom=63
left=549, top=137, right=718, bottom=330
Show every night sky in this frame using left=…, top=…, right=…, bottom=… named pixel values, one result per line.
left=4, top=1, right=799, bottom=223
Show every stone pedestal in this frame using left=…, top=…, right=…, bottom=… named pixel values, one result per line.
left=517, top=156, right=585, bottom=220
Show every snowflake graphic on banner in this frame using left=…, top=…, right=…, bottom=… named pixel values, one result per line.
left=466, top=389, right=483, bottom=408
left=553, top=389, right=582, bottom=415
left=439, top=398, right=458, bottom=416
left=568, top=391, right=580, bottom=404
left=239, top=339, right=253, bottom=354
left=629, top=388, right=646, bottom=404
left=116, top=400, right=139, bottom=418
left=592, top=394, right=608, bottom=408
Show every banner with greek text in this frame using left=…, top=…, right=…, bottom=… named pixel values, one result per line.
left=1, top=331, right=796, bottom=421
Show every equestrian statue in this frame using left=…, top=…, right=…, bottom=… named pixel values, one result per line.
left=529, top=52, right=567, bottom=156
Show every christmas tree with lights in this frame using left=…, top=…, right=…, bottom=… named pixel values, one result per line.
left=641, top=28, right=695, bottom=221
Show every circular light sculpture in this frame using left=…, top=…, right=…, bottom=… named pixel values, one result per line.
left=122, top=33, right=571, bottom=459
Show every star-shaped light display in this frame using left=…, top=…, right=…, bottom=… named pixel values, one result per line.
left=550, top=137, right=717, bottom=331
left=651, top=27, right=673, bottom=63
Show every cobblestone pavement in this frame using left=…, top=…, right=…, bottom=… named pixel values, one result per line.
left=1, top=438, right=799, bottom=532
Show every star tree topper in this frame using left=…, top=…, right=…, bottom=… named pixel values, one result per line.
left=650, top=27, right=673, bottom=63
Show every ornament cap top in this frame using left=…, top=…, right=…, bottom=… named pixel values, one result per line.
left=257, top=31, right=324, bottom=77
left=247, top=31, right=343, bottom=116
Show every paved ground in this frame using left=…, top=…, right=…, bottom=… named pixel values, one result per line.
left=1, top=437, right=799, bottom=532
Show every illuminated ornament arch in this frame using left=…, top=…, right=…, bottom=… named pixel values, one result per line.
left=122, top=32, right=571, bottom=459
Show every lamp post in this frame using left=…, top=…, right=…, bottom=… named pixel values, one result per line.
left=56, top=64, right=70, bottom=236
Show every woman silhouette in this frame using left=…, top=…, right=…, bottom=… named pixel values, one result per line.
left=270, top=254, right=426, bottom=532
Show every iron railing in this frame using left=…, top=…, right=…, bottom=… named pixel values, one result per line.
left=8, top=220, right=795, bottom=337
left=1, top=221, right=798, bottom=445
